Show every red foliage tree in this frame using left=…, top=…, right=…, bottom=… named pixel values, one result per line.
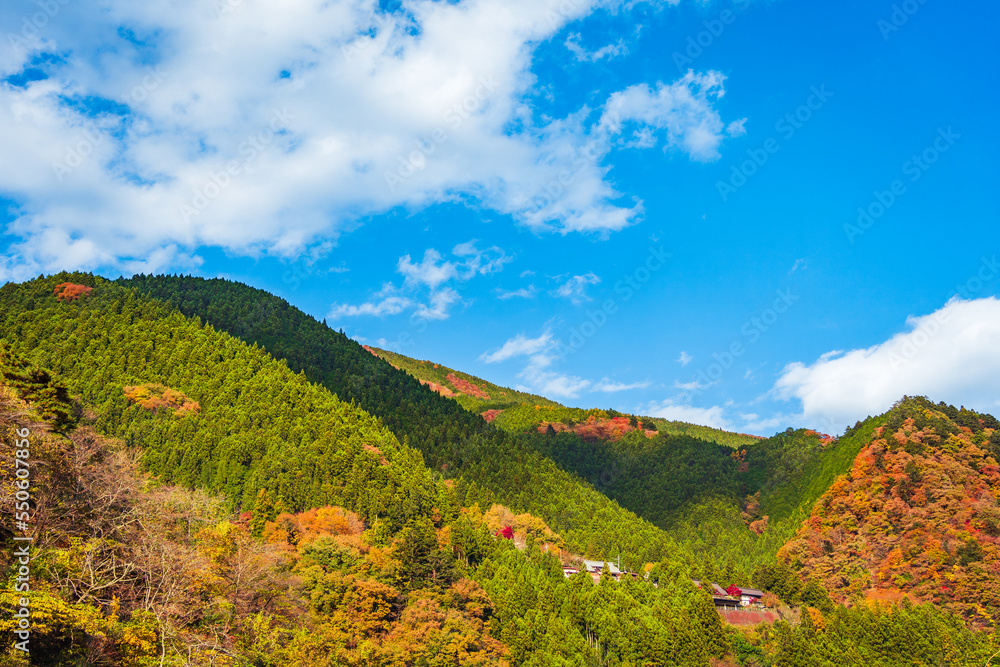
left=53, top=282, right=93, bottom=302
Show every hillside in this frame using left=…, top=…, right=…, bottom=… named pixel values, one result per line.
left=115, top=274, right=876, bottom=576
left=0, top=272, right=687, bottom=571
left=780, top=397, right=1000, bottom=629
left=0, top=279, right=441, bottom=529
left=0, top=355, right=735, bottom=665
left=368, top=346, right=762, bottom=448
left=2, top=273, right=998, bottom=665
left=366, top=346, right=563, bottom=412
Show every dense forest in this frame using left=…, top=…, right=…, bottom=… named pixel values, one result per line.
left=115, top=274, right=683, bottom=567
left=781, top=397, right=1000, bottom=629
left=1, top=272, right=998, bottom=665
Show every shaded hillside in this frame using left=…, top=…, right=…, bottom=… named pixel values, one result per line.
left=521, top=422, right=878, bottom=579
left=780, top=397, right=1000, bottom=628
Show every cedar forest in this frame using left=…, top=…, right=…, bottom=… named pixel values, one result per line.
left=0, top=272, right=998, bottom=666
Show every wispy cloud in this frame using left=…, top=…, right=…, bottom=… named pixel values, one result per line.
left=495, top=286, right=537, bottom=301
left=565, top=33, right=628, bottom=62
left=642, top=399, right=733, bottom=430
left=481, top=331, right=554, bottom=363
left=328, top=284, right=412, bottom=318
left=677, top=350, right=693, bottom=366
left=328, top=241, right=508, bottom=322
left=553, top=272, right=601, bottom=304
left=592, top=378, right=651, bottom=393
left=480, top=328, right=591, bottom=398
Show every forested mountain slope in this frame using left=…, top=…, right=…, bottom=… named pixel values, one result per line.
left=0, top=278, right=440, bottom=529
left=114, top=274, right=865, bottom=575
left=0, top=355, right=735, bottom=666
left=370, top=346, right=762, bottom=448
left=4, top=273, right=679, bottom=569
left=2, top=273, right=999, bottom=665
left=368, top=346, right=563, bottom=412
left=780, top=397, right=1000, bottom=629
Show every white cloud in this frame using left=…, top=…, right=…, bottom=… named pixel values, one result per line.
left=773, top=297, right=1000, bottom=432
left=0, top=0, right=742, bottom=280
left=598, top=71, right=747, bottom=162
left=480, top=328, right=591, bottom=398
left=329, top=241, right=503, bottom=321
left=480, top=331, right=554, bottom=363
left=565, top=33, right=628, bottom=62
left=643, top=399, right=732, bottom=430
left=677, top=350, right=693, bottom=366
left=495, top=285, right=536, bottom=300
left=726, top=118, right=747, bottom=137
left=413, top=287, right=461, bottom=321
left=553, top=272, right=601, bottom=303
left=674, top=379, right=704, bottom=392
left=398, top=249, right=458, bottom=290
left=789, top=258, right=807, bottom=274
left=452, top=241, right=513, bottom=277
left=328, top=283, right=413, bottom=318
left=520, top=353, right=592, bottom=399
left=592, top=378, right=651, bottom=392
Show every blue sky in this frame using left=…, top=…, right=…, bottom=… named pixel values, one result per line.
left=1, top=0, right=998, bottom=434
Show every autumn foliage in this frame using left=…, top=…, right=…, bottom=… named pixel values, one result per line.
left=123, top=382, right=200, bottom=416
left=446, top=372, right=491, bottom=399
left=780, top=398, right=1000, bottom=629
left=53, top=281, right=93, bottom=301
left=535, top=415, right=657, bottom=442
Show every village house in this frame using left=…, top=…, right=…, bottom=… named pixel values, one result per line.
left=693, top=581, right=765, bottom=610
left=735, top=587, right=765, bottom=607
left=563, top=560, right=634, bottom=583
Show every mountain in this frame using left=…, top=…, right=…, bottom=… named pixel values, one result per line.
left=116, top=273, right=683, bottom=568
left=365, top=347, right=875, bottom=579
left=780, top=397, right=1000, bottom=629
left=1, top=272, right=997, bottom=666
left=0, top=273, right=735, bottom=665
